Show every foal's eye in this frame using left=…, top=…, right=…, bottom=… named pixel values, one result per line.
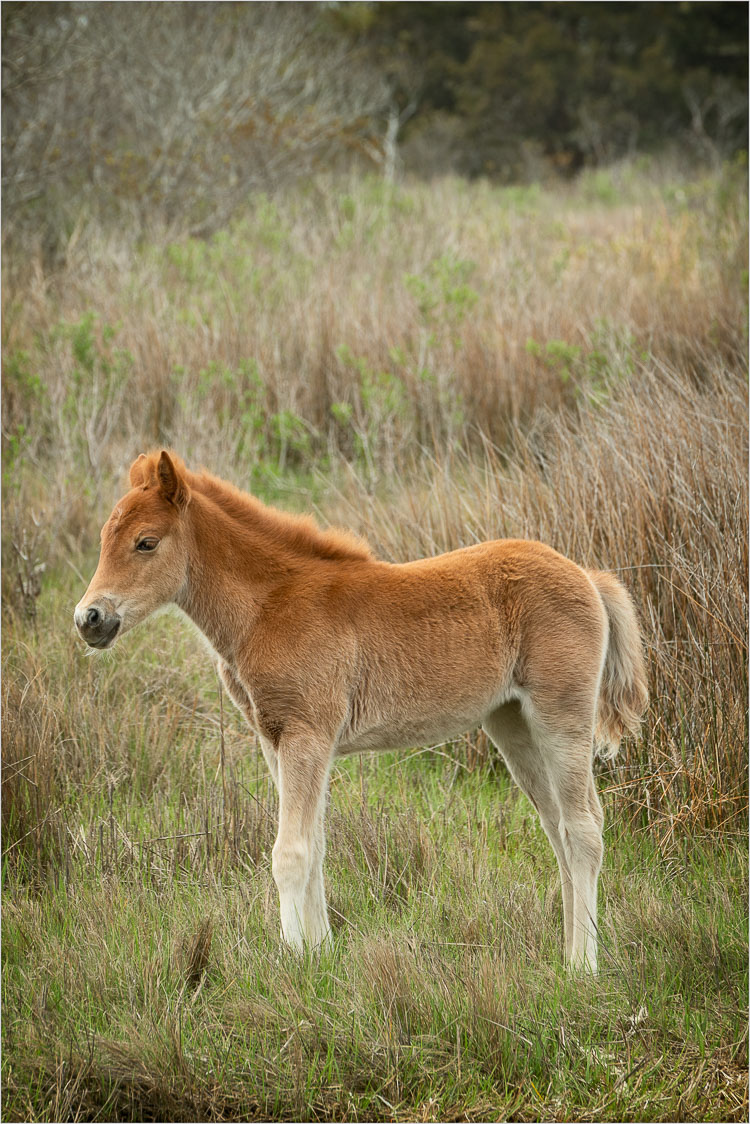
left=136, top=538, right=159, bottom=553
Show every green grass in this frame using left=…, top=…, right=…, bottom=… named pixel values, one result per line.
left=2, top=586, right=748, bottom=1121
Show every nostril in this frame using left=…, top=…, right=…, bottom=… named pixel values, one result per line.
left=86, top=607, right=101, bottom=627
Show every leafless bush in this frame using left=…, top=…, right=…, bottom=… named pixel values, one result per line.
left=2, top=2, right=389, bottom=249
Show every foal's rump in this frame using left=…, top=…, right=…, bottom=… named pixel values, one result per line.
left=495, top=542, right=647, bottom=755
left=510, top=549, right=647, bottom=758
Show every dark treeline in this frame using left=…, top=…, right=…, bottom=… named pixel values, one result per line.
left=2, top=1, right=747, bottom=246
left=348, top=1, right=748, bottom=177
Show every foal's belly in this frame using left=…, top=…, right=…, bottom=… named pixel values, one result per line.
left=336, top=627, right=517, bottom=756
left=336, top=690, right=516, bottom=756
left=336, top=719, right=476, bottom=756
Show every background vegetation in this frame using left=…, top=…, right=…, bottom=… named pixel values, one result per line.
left=3, top=2, right=747, bottom=244
left=2, top=4, right=748, bottom=1121
left=350, top=1, right=748, bottom=177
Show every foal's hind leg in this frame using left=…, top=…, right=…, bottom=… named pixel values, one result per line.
left=553, top=759, right=604, bottom=972
left=483, top=701, right=575, bottom=962
left=533, top=721, right=604, bottom=973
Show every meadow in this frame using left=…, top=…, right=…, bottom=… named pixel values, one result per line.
left=2, top=159, right=748, bottom=1121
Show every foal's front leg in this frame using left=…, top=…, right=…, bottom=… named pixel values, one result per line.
left=303, top=807, right=333, bottom=949
left=272, top=727, right=333, bottom=951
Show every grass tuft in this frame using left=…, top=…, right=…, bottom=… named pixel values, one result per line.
left=177, top=917, right=214, bottom=991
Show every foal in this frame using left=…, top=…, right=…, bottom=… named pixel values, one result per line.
left=75, top=450, right=648, bottom=972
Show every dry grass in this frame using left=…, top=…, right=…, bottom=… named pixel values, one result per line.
left=3, top=161, right=745, bottom=503
left=2, top=161, right=748, bottom=1121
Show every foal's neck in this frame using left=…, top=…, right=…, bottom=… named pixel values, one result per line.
left=174, top=490, right=305, bottom=661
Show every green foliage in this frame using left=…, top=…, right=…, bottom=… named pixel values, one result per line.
left=494, top=183, right=541, bottom=211
left=270, top=408, right=313, bottom=466
left=2, top=425, right=28, bottom=493
left=251, top=195, right=290, bottom=253
left=192, top=359, right=317, bottom=477
left=331, top=180, right=418, bottom=250
left=2, top=350, right=47, bottom=486
left=579, top=170, right=619, bottom=206
left=334, top=344, right=411, bottom=472
left=526, top=336, right=581, bottom=384
left=406, top=253, right=478, bottom=327
left=54, top=312, right=134, bottom=430
left=330, top=400, right=354, bottom=426
left=526, top=321, right=637, bottom=403
left=3, top=348, right=45, bottom=405
left=166, top=232, right=263, bottom=294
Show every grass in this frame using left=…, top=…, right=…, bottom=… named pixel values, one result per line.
left=3, top=679, right=747, bottom=1120
left=2, top=160, right=748, bottom=1120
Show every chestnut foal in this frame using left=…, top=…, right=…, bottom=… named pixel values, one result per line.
left=75, top=451, right=647, bottom=971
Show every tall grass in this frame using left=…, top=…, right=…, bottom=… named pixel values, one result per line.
left=3, top=160, right=745, bottom=500
left=2, top=161, right=747, bottom=1121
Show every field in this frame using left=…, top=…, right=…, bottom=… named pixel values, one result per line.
left=2, top=160, right=748, bottom=1121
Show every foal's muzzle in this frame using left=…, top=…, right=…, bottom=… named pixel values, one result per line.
left=74, top=601, right=122, bottom=649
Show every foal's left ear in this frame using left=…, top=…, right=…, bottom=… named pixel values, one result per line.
left=129, top=453, right=148, bottom=488
left=157, top=451, right=190, bottom=509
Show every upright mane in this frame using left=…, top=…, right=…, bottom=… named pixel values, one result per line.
left=131, top=451, right=373, bottom=564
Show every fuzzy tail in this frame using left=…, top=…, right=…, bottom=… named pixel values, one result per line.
left=588, top=570, right=649, bottom=759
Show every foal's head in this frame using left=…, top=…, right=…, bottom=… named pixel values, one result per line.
left=75, top=451, right=191, bottom=649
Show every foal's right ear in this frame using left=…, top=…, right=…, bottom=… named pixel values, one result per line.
left=129, top=454, right=148, bottom=488
left=157, top=450, right=190, bottom=509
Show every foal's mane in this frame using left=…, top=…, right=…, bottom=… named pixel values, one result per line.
left=137, top=451, right=373, bottom=564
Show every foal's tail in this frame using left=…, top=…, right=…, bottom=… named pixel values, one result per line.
left=588, top=570, right=649, bottom=759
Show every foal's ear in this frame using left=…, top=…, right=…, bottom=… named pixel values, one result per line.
left=157, top=450, right=190, bottom=509
left=129, top=453, right=148, bottom=488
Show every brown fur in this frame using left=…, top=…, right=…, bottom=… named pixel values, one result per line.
left=75, top=450, right=648, bottom=971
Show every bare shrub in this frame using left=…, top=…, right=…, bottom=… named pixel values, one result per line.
left=2, top=2, right=389, bottom=248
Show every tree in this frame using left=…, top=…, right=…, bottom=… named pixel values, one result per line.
left=351, top=1, right=748, bottom=178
